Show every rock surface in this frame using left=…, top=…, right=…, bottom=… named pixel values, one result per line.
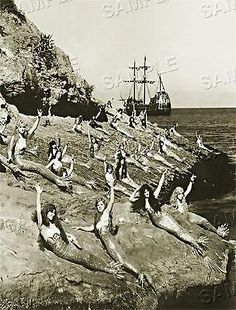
left=0, top=112, right=234, bottom=310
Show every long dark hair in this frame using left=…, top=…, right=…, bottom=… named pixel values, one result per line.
left=32, top=203, right=69, bottom=250
left=48, top=140, right=57, bottom=158
left=132, top=184, right=161, bottom=213
left=115, top=157, right=127, bottom=180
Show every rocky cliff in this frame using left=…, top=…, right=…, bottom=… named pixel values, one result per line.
left=0, top=0, right=98, bottom=118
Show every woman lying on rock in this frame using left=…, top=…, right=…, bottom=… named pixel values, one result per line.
left=33, top=185, right=122, bottom=277
left=75, top=185, right=155, bottom=291
left=169, top=123, right=181, bottom=137
left=116, top=143, right=148, bottom=172
left=158, top=135, right=183, bottom=163
left=0, top=102, right=11, bottom=145
left=72, top=115, right=86, bottom=134
left=88, top=116, right=110, bottom=136
left=130, top=170, right=208, bottom=256
left=88, top=130, right=106, bottom=161
left=109, top=116, right=134, bottom=139
left=48, top=139, right=68, bottom=162
left=114, top=145, right=139, bottom=189
left=131, top=142, right=165, bottom=173
left=46, top=150, right=74, bottom=179
left=139, top=139, right=174, bottom=169
left=104, top=159, right=131, bottom=196
left=7, top=110, right=69, bottom=189
left=170, top=175, right=229, bottom=238
left=195, top=133, right=220, bottom=155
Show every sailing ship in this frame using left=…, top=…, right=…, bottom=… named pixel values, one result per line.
left=122, top=56, right=171, bottom=116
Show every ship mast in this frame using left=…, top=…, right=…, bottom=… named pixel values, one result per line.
left=130, top=60, right=136, bottom=112
left=137, top=56, right=155, bottom=107
left=124, top=57, right=155, bottom=111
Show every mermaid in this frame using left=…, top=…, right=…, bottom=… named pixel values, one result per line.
left=114, top=145, right=139, bottom=189
left=47, top=139, right=68, bottom=162
left=141, top=139, right=174, bottom=169
left=75, top=185, right=155, bottom=290
left=169, top=175, right=229, bottom=238
left=46, top=150, right=74, bottom=179
left=33, top=185, right=122, bottom=276
left=169, top=123, right=181, bottom=137
left=72, top=115, right=85, bottom=134
left=104, top=159, right=131, bottom=196
left=0, top=101, right=11, bottom=145
left=7, top=109, right=69, bottom=189
left=158, top=134, right=183, bottom=162
left=195, top=133, right=220, bottom=154
left=130, top=170, right=208, bottom=255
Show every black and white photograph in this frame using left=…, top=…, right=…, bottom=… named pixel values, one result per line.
left=0, top=0, right=235, bottom=309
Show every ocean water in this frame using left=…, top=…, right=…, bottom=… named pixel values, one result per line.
left=150, top=108, right=236, bottom=310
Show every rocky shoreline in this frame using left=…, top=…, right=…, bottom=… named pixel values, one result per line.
left=0, top=112, right=235, bottom=310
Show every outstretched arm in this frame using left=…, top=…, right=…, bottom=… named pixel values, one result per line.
left=150, top=139, right=155, bottom=151
left=7, top=132, right=16, bottom=162
left=185, top=174, right=196, bottom=197
left=62, top=144, right=68, bottom=157
left=106, top=186, right=115, bottom=213
left=104, top=158, right=108, bottom=174
left=76, top=224, right=95, bottom=232
left=88, top=129, right=91, bottom=145
left=67, top=156, right=74, bottom=177
left=153, top=169, right=167, bottom=199
left=35, top=185, right=43, bottom=229
left=28, top=109, right=42, bottom=139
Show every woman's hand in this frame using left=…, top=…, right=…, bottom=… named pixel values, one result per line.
left=67, top=233, right=76, bottom=242
left=74, top=226, right=82, bottom=231
left=35, top=184, right=43, bottom=194
left=190, top=174, right=196, bottom=182
left=37, top=109, right=43, bottom=118
left=217, top=223, right=229, bottom=238
left=105, top=261, right=124, bottom=279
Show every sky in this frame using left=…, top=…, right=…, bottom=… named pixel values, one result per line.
left=17, top=0, right=236, bottom=108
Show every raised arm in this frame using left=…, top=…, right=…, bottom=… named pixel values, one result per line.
left=150, top=139, right=155, bottom=151
left=67, top=156, right=74, bottom=177
left=88, top=129, right=91, bottom=145
left=76, top=224, right=95, bottom=232
left=35, top=185, right=43, bottom=229
left=28, top=109, right=42, bottom=139
left=106, top=186, right=115, bottom=213
left=7, top=131, right=16, bottom=162
left=104, top=158, right=108, bottom=174
left=184, top=174, right=196, bottom=197
left=62, top=144, right=68, bottom=157
left=153, top=169, right=167, bottom=199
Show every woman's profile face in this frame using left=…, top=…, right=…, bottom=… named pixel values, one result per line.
left=97, top=200, right=106, bottom=213
left=144, top=188, right=150, bottom=198
left=47, top=208, right=56, bottom=221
